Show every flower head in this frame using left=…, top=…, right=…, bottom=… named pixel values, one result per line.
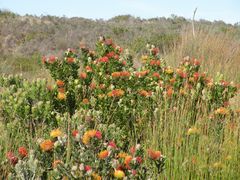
left=56, top=80, right=65, bottom=87
left=148, top=149, right=161, bottom=160
left=57, top=92, right=66, bottom=100
left=108, top=141, right=117, bottom=149
left=215, top=107, right=229, bottom=115
left=80, top=72, right=87, bottom=79
left=98, top=150, right=109, bottom=159
left=6, top=152, right=18, bottom=165
left=18, top=146, right=28, bottom=158
left=50, top=129, right=62, bottom=138
left=114, top=170, right=125, bottom=179
left=40, top=140, right=54, bottom=152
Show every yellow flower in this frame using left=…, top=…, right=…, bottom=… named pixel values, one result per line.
left=82, top=130, right=97, bottom=145
left=187, top=127, right=200, bottom=135
left=92, top=173, right=102, bottom=180
left=50, top=129, right=62, bottom=138
left=114, top=170, right=125, bottom=179
left=165, top=67, right=173, bottom=74
left=118, top=152, right=127, bottom=158
left=215, top=107, right=229, bottom=115
left=141, top=55, right=148, bottom=63
left=57, top=92, right=66, bottom=100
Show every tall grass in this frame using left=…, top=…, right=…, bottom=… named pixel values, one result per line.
left=166, top=25, right=240, bottom=82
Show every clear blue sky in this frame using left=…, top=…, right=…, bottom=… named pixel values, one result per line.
left=0, top=0, right=239, bottom=24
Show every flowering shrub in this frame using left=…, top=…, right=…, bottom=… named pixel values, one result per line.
left=0, top=37, right=239, bottom=178
left=6, top=127, right=165, bottom=179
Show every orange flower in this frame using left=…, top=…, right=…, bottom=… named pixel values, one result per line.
left=57, top=92, right=66, bottom=100
left=167, top=87, right=173, bottom=97
left=82, top=98, right=89, bottom=104
left=85, top=66, right=93, bottom=72
left=112, top=72, right=121, bottom=78
left=90, top=82, right=96, bottom=89
left=139, top=90, right=151, bottom=97
left=18, top=147, right=28, bottom=158
left=114, top=170, right=125, bottom=179
left=58, top=87, right=65, bottom=93
left=92, top=173, right=102, bottom=180
left=56, top=80, right=64, bottom=87
left=150, top=60, right=161, bottom=66
left=98, top=150, right=109, bottom=159
left=124, top=155, right=132, bottom=169
left=215, top=107, right=229, bottom=115
left=40, top=140, right=54, bottom=152
left=118, top=152, right=127, bottom=159
left=152, top=72, right=160, bottom=78
left=135, top=70, right=149, bottom=78
left=80, top=72, right=87, bottom=79
left=107, top=89, right=124, bottom=97
left=52, top=160, right=62, bottom=168
left=121, top=71, right=130, bottom=77
left=148, top=149, right=161, bottom=160
left=82, top=130, right=97, bottom=145
left=67, top=57, right=75, bottom=64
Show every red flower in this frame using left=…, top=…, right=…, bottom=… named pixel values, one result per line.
left=48, top=55, right=56, bottom=64
left=108, top=141, right=117, bottom=149
left=6, top=152, right=18, bottom=165
left=56, top=80, right=65, bottom=87
left=95, top=131, right=102, bottom=139
left=193, top=59, right=200, bottom=66
left=18, top=147, right=28, bottom=158
left=105, top=39, right=113, bottom=45
left=193, top=72, right=200, bottom=81
left=72, top=130, right=79, bottom=137
left=151, top=48, right=159, bottom=55
left=132, top=169, right=137, bottom=176
left=152, top=72, right=160, bottom=78
left=130, top=146, right=136, bottom=155
left=136, top=156, right=143, bottom=164
left=98, top=56, right=109, bottom=63
left=106, top=51, right=115, bottom=58
left=85, top=165, right=91, bottom=172
left=114, top=55, right=119, bottom=60
left=122, top=60, right=127, bottom=66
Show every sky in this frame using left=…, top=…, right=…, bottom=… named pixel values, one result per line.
left=0, top=0, right=239, bottom=24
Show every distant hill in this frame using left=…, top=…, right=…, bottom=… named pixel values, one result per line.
left=1, top=10, right=239, bottom=57
left=1, top=10, right=240, bottom=81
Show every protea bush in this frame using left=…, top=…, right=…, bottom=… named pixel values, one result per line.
left=0, top=37, right=239, bottom=179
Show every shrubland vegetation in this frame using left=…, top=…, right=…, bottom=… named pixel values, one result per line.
left=0, top=10, right=240, bottom=179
